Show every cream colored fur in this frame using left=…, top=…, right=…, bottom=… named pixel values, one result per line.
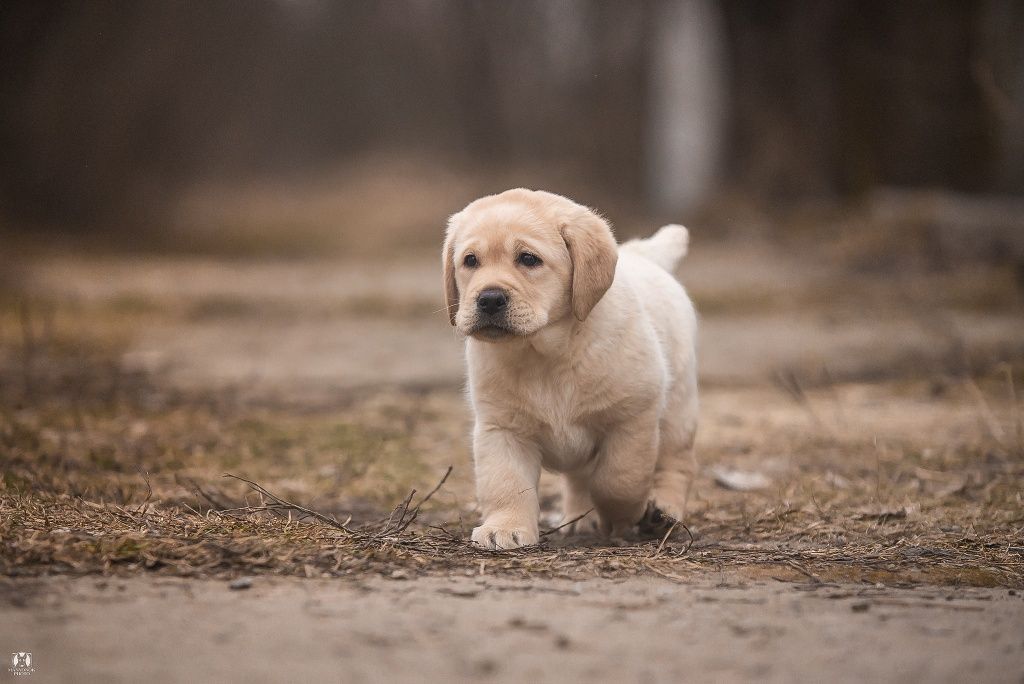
left=443, top=189, right=698, bottom=549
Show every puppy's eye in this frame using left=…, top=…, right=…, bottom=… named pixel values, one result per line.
left=517, top=252, right=542, bottom=267
left=463, top=253, right=478, bottom=268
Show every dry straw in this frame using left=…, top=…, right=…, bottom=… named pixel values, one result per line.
left=3, top=467, right=1021, bottom=588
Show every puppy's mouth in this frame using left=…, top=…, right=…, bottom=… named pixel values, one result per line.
left=468, top=322, right=516, bottom=340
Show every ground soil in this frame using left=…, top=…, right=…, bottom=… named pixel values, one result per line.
left=1, top=574, right=1022, bottom=684
left=1, top=235, right=1022, bottom=682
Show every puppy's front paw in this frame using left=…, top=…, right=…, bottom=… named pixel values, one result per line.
left=471, top=524, right=538, bottom=550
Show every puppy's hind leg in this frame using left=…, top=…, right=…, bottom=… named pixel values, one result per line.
left=558, top=472, right=600, bottom=535
left=589, top=408, right=660, bottom=537
left=647, top=370, right=698, bottom=531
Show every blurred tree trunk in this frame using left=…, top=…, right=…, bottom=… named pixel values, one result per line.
left=977, top=0, right=1024, bottom=193
left=721, top=0, right=1024, bottom=201
left=1, top=0, right=1021, bottom=234
left=646, top=0, right=727, bottom=215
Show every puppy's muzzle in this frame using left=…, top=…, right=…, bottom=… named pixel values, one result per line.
left=476, top=288, right=508, bottom=317
left=470, top=287, right=515, bottom=338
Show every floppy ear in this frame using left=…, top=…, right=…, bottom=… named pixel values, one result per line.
left=442, top=219, right=459, bottom=326
left=561, top=209, right=619, bottom=321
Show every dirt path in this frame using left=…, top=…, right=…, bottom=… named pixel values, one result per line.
left=20, top=244, right=1024, bottom=392
left=3, top=241, right=1023, bottom=681
left=2, top=574, right=1021, bottom=684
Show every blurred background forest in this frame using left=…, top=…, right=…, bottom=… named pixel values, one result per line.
left=3, top=3, right=1024, bottom=638
left=1, top=0, right=1023, bottom=256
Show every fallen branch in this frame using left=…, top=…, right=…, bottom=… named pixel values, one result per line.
left=222, top=473, right=352, bottom=534
left=540, top=509, right=594, bottom=537
left=389, top=466, right=454, bottom=535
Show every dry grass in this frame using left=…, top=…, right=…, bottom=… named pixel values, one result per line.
left=2, top=350, right=1022, bottom=590
left=3, top=472, right=1021, bottom=587
left=2, top=271, right=1023, bottom=589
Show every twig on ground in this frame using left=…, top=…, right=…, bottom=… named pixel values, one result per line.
left=133, top=469, right=154, bottom=515
left=390, top=466, right=454, bottom=534
left=540, top=509, right=594, bottom=537
left=679, top=522, right=695, bottom=555
left=643, top=563, right=690, bottom=584
left=786, top=559, right=822, bottom=584
left=386, top=488, right=417, bottom=533
left=651, top=521, right=678, bottom=558
left=180, top=476, right=234, bottom=512
left=223, top=473, right=352, bottom=534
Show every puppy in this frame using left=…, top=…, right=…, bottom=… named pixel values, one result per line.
left=443, top=189, right=697, bottom=549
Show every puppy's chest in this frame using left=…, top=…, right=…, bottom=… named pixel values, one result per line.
left=512, top=375, right=604, bottom=471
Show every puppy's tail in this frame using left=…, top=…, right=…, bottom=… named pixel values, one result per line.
left=620, top=224, right=689, bottom=272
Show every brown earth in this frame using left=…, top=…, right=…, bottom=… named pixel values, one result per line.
left=1, top=234, right=1022, bottom=681
left=1, top=574, right=1021, bottom=684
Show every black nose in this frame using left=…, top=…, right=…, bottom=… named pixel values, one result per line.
left=477, top=288, right=508, bottom=316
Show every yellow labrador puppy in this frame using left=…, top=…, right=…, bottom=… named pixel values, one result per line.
left=443, top=189, right=697, bottom=549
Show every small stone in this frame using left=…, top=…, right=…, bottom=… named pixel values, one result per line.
left=389, top=569, right=411, bottom=580
left=475, top=659, right=497, bottom=675
left=229, top=577, right=253, bottom=590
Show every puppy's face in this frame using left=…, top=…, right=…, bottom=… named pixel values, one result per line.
left=443, top=189, right=618, bottom=341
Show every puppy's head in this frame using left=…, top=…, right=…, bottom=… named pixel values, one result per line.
left=443, top=189, right=618, bottom=341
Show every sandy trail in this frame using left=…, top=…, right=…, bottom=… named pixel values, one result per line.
left=2, top=575, right=1021, bottom=684
left=3, top=239, right=1023, bottom=682
left=20, top=242, right=1024, bottom=392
